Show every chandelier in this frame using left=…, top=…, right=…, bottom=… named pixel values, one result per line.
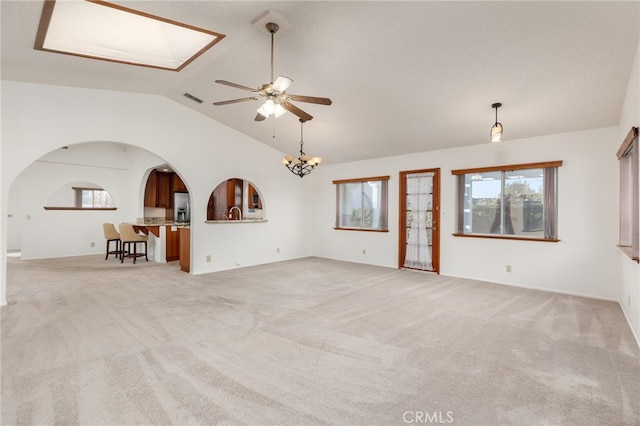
left=282, top=119, right=322, bottom=178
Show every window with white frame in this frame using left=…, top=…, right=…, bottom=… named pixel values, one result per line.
left=618, top=127, right=639, bottom=261
left=452, top=161, right=562, bottom=241
left=334, top=176, right=389, bottom=231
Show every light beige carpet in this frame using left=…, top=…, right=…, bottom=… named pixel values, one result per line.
left=1, top=255, right=639, bottom=425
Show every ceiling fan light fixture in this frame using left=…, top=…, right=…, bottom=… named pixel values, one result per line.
left=490, top=102, right=503, bottom=143
left=274, top=103, right=287, bottom=118
left=258, top=99, right=276, bottom=116
left=257, top=99, right=287, bottom=118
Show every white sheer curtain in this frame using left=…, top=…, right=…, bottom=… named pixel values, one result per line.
left=403, top=173, right=433, bottom=270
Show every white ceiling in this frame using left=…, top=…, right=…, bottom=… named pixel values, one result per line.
left=2, top=1, right=639, bottom=165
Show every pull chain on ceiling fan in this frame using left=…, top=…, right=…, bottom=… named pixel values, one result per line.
left=212, top=22, right=332, bottom=122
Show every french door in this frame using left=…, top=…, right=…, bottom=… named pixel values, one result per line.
left=399, top=168, right=440, bottom=273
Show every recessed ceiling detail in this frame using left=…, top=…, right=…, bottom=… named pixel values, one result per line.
left=34, top=0, right=225, bottom=71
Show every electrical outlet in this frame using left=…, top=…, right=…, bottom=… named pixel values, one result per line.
left=277, top=247, right=280, bottom=253
left=26, top=214, right=31, bottom=220
left=235, top=260, right=240, bottom=266
left=206, top=255, right=211, bottom=263
left=362, top=249, right=366, bottom=255
left=90, top=242, right=95, bottom=248
left=506, top=265, right=512, bottom=273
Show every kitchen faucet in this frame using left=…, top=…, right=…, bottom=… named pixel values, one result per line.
left=228, top=206, right=242, bottom=221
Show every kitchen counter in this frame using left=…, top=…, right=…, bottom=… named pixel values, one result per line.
left=129, top=221, right=189, bottom=264
left=137, top=218, right=190, bottom=227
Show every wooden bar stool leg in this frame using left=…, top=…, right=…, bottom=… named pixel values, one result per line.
left=133, top=242, right=137, bottom=264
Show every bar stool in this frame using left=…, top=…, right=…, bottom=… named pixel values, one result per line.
left=119, top=223, right=149, bottom=264
left=102, top=223, right=121, bottom=260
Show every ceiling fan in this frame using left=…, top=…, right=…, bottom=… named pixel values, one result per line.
left=213, top=22, right=332, bottom=122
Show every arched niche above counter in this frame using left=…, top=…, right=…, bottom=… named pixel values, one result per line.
left=207, top=178, right=265, bottom=222
left=44, top=181, right=116, bottom=210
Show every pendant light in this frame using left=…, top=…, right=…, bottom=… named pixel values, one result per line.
left=282, top=119, right=322, bottom=178
left=490, top=102, right=503, bottom=143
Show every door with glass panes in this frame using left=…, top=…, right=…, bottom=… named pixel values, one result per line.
left=399, top=169, right=440, bottom=273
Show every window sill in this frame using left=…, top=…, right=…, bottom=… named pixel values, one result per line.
left=205, top=219, right=267, bottom=224
left=452, top=233, right=559, bottom=243
left=43, top=206, right=117, bottom=211
left=616, top=245, right=639, bottom=263
left=334, top=227, right=389, bottom=233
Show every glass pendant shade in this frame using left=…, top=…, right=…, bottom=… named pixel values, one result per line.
left=274, top=104, right=286, bottom=118
left=258, top=99, right=275, bottom=116
left=490, top=122, right=503, bottom=143
left=257, top=100, right=287, bottom=118
left=490, top=102, right=503, bottom=143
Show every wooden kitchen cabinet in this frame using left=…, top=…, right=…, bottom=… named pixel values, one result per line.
left=157, top=172, right=171, bottom=208
left=144, top=171, right=159, bottom=207
left=179, top=227, right=190, bottom=272
left=145, top=171, right=188, bottom=217
left=165, top=226, right=180, bottom=262
left=172, top=174, right=187, bottom=193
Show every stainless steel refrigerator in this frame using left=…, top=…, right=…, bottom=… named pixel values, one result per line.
left=174, top=192, right=190, bottom=223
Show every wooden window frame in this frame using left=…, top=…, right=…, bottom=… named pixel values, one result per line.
left=617, top=127, right=640, bottom=262
left=333, top=175, right=390, bottom=232
left=452, top=161, right=562, bottom=242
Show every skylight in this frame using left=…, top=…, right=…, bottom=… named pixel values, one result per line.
left=35, top=0, right=225, bottom=71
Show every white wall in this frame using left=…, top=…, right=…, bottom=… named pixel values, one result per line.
left=617, top=36, right=640, bottom=344
left=1, top=81, right=313, bottom=305
left=311, top=126, right=621, bottom=301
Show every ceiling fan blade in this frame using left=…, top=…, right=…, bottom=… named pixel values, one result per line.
left=255, top=113, right=266, bottom=121
left=272, top=75, right=293, bottom=93
left=215, top=80, right=257, bottom=92
left=280, top=101, right=313, bottom=121
left=287, top=94, right=333, bottom=106
left=287, top=93, right=331, bottom=105
left=213, top=97, right=259, bottom=106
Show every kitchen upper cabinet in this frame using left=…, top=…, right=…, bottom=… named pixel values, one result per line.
left=144, top=171, right=159, bottom=207
left=157, top=172, right=171, bottom=207
left=172, top=174, right=187, bottom=193
left=145, top=170, right=188, bottom=212
left=247, top=184, right=262, bottom=209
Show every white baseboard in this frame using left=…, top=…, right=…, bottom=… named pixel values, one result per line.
left=618, top=301, right=640, bottom=350
left=440, top=272, right=619, bottom=302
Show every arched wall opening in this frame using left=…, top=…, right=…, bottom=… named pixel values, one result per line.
left=6, top=140, right=190, bottom=263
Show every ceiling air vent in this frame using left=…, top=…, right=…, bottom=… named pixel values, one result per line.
left=183, top=93, right=203, bottom=104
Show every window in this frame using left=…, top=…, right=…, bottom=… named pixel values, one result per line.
left=452, top=161, right=562, bottom=241
left=44, top=182, right=116, bottom=210
left=618, top=127, right=639, bottom=261
left=74, top=187, right=114, bottom=208
left=334, top=176, right=389, bottom=231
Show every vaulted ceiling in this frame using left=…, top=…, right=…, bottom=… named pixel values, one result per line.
left=2, top=1, right=639, bottom=164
